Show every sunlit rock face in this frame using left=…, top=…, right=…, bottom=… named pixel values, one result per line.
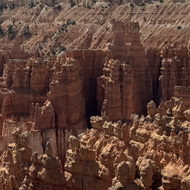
left=2, top=98, right=190, bottom=190
left=1, top=1, right=190, bottom=189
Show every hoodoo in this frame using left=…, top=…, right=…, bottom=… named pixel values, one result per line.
left=0, top=0, right=190, bottom=189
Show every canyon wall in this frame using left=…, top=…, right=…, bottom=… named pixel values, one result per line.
left=0, top=20, right=163, bottom=161
left=0, top=19, right=190, bottom=162
left=0, top=2, right=190, bottom=189
left=97, top=21, right=156, bottom=121
left=0, top=56, right=88, bottom=161
left=159, top=48, right=190, bottom=102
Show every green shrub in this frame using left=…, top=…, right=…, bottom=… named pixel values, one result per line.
left=13, top=18, right=15, bottom=25
left=70, top=0, right=76, bottom=8
left=39, top=44, right=43, bottom=50
left=10, top=3, right=15, bottom=10
left=7, top=24, right=15, bottom=40
left=7, top=25, right=14, bottom=34
left=67, top=20, right=76, bottom=25
left=0, top=25, right=4, bottom=36
left=0, top=4, right=8, bottom=10
left=87, top=3, right=91, bottom=9
left=130, top=2, right=134, bottom=7
left=59, top=46, right=67, bottom=52
left=22, top=25, right=30, bottom=35
left=58, top=20, right=76, bottom=34
left=50, top=48, right=56, bottom=55
left=54, top=4, right=62, bottom=10
left=30, top=2, right=35, bottom=8
left=140, top=2, right=145, bottom=6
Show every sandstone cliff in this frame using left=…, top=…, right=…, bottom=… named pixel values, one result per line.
left=0, top=18, right=190, bottom=163
left=0, top=1, right=190, bottom=189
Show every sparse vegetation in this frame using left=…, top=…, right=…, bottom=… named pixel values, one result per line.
left=10, top=3, right=15, bottom=10
left=0, top=4, right=8, bottom=10
left=106, top=27, right=110, bottom=31
left=12, top=18, right=15, bottom=25
left=140, top=2, right=145, bottom=6
left=59, top=24, right=67, bottom=33
left=22, top=25, right=30, bottom=35
left=67, top=20, right=76, bottom=26
left=159, top=0, right=163, bottom=3
left=39, top=44, right=43, bottom=50
left=29, top=2, right=35, bottom=8
left=50, top=48, right=56, bottom=55
left=54, top=4, right=62, bottom=10
left=7, top=25, right=14, bottom=34
left=58, top=20, right=76, bottom=33
left=70, top=0, right=76, bottom=8
left=59, top=46, right=67, bottom=52
left=87, top=3, right=91, bottom=9
left=130, top=2, right=134, bottom=7
left=0, top=25, right=4, bottom=36
left=7, top=24, right=16, bottom=40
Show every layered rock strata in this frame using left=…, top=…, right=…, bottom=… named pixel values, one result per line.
left=0, top=21, right=158, bottom=161
left=0, top=127, right=69, bottom=190
left=1, top=20, right=190, bottom=163
left=159, top=49, right=190, bottom=102
left=1, top=2, right=190, bottom=189
left=97, top=21, right=156, bottom=121
left=0, top=56, right=87, bottom=161
left=1, top=97, right=190, bottom=189
left=64, top=97, right=190, bottom=190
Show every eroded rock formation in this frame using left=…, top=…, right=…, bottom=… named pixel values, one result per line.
left=0, top=127, right=70, bottom=190
left=0, top=56, right=88, bottom=161
left=0, top=17, right=190, bottom=164
left=0, top=20, right=158, bottom=162
left=62, top=97, right=190, bottom=190
left=1, top=97, right=190, bottom=189
left=97, top=21, right=154, bottom=121
left=1, top=1, right=190, bottom=189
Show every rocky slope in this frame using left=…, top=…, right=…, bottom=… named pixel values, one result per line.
left=0, top=1, right=190, bottom=56
left=0, top=0, right=190, bottom=189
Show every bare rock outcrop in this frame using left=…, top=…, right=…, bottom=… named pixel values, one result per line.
left=0, top=128, right=69, bottom=190
left=97, top=21, right=153, bottom=121
left=0, top=55, right=87, bottom=161
left=0, top=128, right=32, bottom=190
left=1, top=97, right=190, bottom=189
left=1, top=3, right=190, bottom=189
left=64, top=97, right=190, bottom=190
